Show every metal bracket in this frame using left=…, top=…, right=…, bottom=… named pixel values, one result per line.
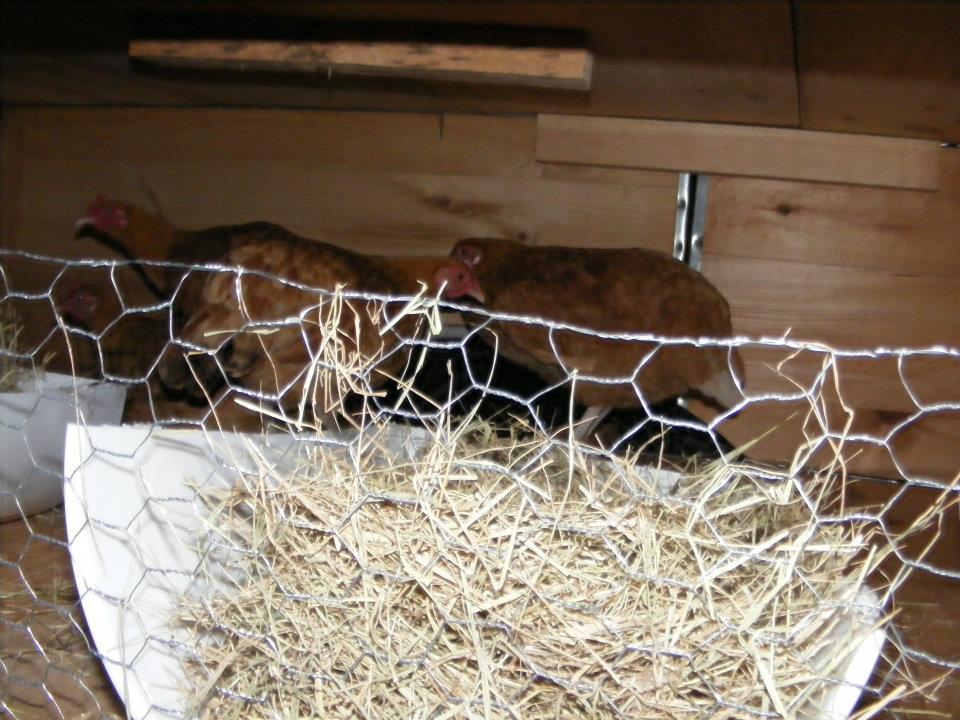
left=673, top=173, right=709, bottom=272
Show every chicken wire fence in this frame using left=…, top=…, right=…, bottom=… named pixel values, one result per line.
left=0, top=251, right=958, bottom=719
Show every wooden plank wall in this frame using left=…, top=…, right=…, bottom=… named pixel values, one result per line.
left=1, top=108, right=677, bottom=265
left=4, top=2, right=959, bottom=141
left=3, top=107, right=959, bottom=483
left=702, top=153, right=960, bottom=483
left=0, top=2, right=801, bottom=126
left=533, top=111, right=960, bottom=483
left=796, top=3, right=960, bottom=139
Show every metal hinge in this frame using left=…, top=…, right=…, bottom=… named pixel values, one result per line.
left=673, top=173, right=709, bottom=272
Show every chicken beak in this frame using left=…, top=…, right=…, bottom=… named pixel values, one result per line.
left=466, top=281, right=486, bottom=305
left=74, top=217, right=97, bottom=239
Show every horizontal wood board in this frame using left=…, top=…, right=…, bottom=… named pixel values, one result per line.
left=129, top=39, right=594, bottom=91
left=536, top=114, right=941, bottom=190
left=705, top=170, right=960, bottom=278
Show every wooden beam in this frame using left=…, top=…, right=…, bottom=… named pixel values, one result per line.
left=7, top=3, right=799, bottom=125
left=129, top=39, right=593, bottom=91
left=796, top=3, right=960, bottom=140
left=536, top=114, right=941, bottom=190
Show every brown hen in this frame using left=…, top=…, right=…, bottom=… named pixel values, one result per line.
left=54, top=272, right=265, bottom=430
left=74, top=196, right=316, bottom=314
left=55, top=272, right=168, bottom=384
left=158, top=236, right=483, bottom=428
left=451, top=238, right=745, bottom=436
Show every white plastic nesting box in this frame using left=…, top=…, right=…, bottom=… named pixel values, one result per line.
left=63, top=423, right=886, bottom=720
left=0, top=371, right=126, bottom=521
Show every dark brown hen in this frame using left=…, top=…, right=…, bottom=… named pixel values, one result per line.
left=158, top=236, right=483, bottom=428
left=451, top=238, right=745, bottom=435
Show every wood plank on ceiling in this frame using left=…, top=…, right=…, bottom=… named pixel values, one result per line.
left=536, top=114, right=942, bottom=190
left=129, top=40, right=594, bottom=91
left=1, top=2, right=799, bottom=127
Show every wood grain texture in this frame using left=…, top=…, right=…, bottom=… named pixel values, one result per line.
left=11, top=108, right=538, bottom=175
left=710, top=397, right=960, bottom=486
left=2, top=1, right=799, bottom=127
left=693, top=148, right=960, bottom=483
left=723, top=346, right=960, bottom=416
left=1, top=107, right=677, bottom=293
left=0, top=509, right=125, bottom=719
left=536, top=114, right=941, bottom=190
left=705, top=160, right=960, bottom=277
left=4, top=106, right=960, bottom=485
left=703, top=254, right=960, bottom=351
left=691, top=349, right=960, bottom=488
left=129, top=39, right=594, bottom=90
left=796, top=2, right=960, bottom=140
left=698, top=248, right=960, bottom=482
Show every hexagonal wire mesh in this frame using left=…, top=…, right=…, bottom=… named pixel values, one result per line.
left=0, top=250, right=957, bottom=719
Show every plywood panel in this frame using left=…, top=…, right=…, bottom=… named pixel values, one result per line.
left=10, top=106, right=678, bottom=188
left=13, top=109, right=540, bottom=177
left=537, top=114, right=941, bottom=190
left=14, top=161, right=677, bottom=254
left=703, top=255, right=960, bottom=351
left=706, top=168, right=960, bottom=278
left=727, top=346, right=960, bottom=416
left=710, top=397, right=960, bottom=485
left=796, top=2, right=960, bottom=140
left=2, top=108, right=677, bottom=285
left=1, top=2, right=799, bottom=127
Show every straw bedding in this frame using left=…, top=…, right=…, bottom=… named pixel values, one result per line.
left=0, top=305, right=35, bottom=392
left=177, top=419, right=909, bottom=719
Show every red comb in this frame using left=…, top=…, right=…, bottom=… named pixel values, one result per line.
left=82, top=195, right=128, bottom=232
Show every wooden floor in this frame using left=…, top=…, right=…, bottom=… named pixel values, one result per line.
left=1, top=481, right=958, bottom=719
left=0, top=508, right=124, bottom=719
